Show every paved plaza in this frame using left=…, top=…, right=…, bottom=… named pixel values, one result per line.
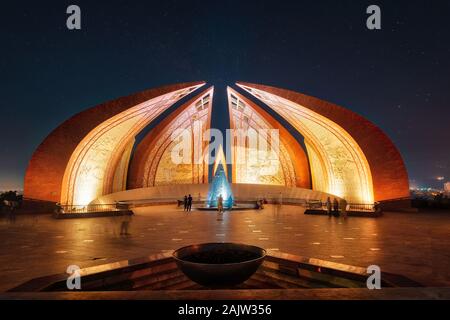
left=0, top=205, right=449, bottom=292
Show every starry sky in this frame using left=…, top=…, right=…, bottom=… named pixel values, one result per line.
left=1, top=0, right=449, bottom=190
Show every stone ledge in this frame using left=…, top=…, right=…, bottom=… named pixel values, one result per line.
left=1, top=288, right=449, bottom=300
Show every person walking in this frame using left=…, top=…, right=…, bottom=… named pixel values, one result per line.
left=187, top=194, right=193, bottom=212
left=278, top=192, right=283, bottom=206
left=326, top=197, right=332, bottom=217
left=340, top=198, right=348, bottom=219
left=374, top=202, right=382, bottom=215
left=216, top=194, right=224, bottom=221
left=183, top=195, right=188, bottom=211
left=333, top=198, right=339, bottom=217
left=227, top=195, right=233, bottom=209
left=218, top=194, right=224, bottom=213
left=120, top=214, right=132, bottom=236
left=9, top=201, right=17, bottom=224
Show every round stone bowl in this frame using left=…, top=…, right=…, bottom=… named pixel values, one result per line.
left=173, top=243, right=267, bottom=288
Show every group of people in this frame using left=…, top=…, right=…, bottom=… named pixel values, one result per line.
left=325, top=197, right=348, bottom=218
left=256, top=198, right=266, bottom=210
left=181, top=193, right=229, bottom=213
left=183, top=194, right=193, bottom=212
left=1, top=199, right=18, bottom=223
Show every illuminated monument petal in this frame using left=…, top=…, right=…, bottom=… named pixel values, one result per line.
left=128, top=87, right=214, bottom=188
left=24, top=82, right=205, bottom=206
left=227, top=87, right=310, bottom=188
left=237, top=82, right=410, bottom=204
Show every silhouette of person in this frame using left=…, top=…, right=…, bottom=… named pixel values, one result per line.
left=340, top=199, right=348, bottom=219
left=187, top=194, right=193, bottom=212
left=120, top=214, right=132, bottom=236
left=227, top=195, right=233, bottom=209
left=333, top=198, right=339, bottom=217
left=374, top=202, right=382, bottom=214
left=183, top=195, right=188, bottom=211
left=9, top=202, right=17, bottom=224
left=326, top=197, right=332, bottom=217
left=278, top=192, right=283, bottom=206
left=259, top=199, right=264, bottom=210
left=217, top=194, right=224, bottom=214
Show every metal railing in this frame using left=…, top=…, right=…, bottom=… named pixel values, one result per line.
left=54, top=199, right=375, bottom=214
left=308, top=201, right=376, bottom=213
left=56, top=203, right=129, bottom=214
left=232, top=197, right=308, bottom=206
left=347, top=203, right=377, bottom=212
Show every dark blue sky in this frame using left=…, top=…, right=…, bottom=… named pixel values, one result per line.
left=1, top=0, right=449, bottom=190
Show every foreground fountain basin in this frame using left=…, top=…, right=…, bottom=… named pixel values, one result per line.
left=8, top=250, right=425, bottom=298
left=173, top=243, right=266, bottom=287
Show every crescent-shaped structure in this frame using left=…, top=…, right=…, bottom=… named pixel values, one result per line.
left=23, top=81, right=410, bottom=213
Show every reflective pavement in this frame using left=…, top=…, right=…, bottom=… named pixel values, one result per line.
left=0, top=205, right=449, bottom=291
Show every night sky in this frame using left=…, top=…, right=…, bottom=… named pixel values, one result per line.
left=1, top=0, right=449, bottom=190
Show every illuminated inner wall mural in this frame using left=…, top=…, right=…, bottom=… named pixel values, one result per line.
left=127, top=87, right=213, bottom=188
left=227, top=87, right=310, bottom=188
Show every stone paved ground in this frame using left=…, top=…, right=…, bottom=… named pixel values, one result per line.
left=0, top=205, right=449, bottom=292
